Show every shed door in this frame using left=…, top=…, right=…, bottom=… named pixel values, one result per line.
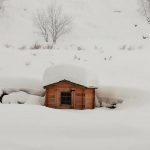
left=74, top=91, right=84, bottom=109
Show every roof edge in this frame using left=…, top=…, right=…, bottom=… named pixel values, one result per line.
left=43, top=79, right=97, bottom=89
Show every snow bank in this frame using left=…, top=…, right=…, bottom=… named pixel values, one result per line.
left=26, top=95, right=45, bottom=105
left=2, top=91, right=45, bottom=105
left=95, top=86, right=150, bottom=110
left=3, top=88, right=45, bottom=96
left=2, top=91, right=29, bottom=104
left=95, top=88, right=123, bottom=108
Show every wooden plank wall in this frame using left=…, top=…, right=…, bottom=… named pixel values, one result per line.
left=74, top=88, right=84, bottom=109
left=45, top=82, right=95, bottom=109
left=84, top=89, right=95, bottom=109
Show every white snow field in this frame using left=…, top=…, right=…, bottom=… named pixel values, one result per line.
left=0, top=90, right=150, bottom=150
left=0, top=0, right=150, bottom=149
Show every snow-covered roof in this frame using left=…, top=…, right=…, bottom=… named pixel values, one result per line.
left=43, top=64, right=96, bottom=87
left=44, top=79, right=89, bottom=89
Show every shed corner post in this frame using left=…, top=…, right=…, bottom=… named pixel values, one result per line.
left=44, top=88, right=48, bottom=107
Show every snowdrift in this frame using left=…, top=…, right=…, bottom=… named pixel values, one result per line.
left=0, top=86, right=150, bottom=150
left=2, top=91, right=45, bottom=105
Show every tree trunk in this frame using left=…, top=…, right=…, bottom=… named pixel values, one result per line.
left=53, top=38, right=56, bottom=44
left=45, top=36, right=48, bottom=42
left=52, top=38, right=56, bottom=49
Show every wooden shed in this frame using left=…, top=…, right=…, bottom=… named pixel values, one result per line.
left=44, top=79, right=96, bottom=109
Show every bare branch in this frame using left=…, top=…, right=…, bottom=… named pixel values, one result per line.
left=34, top=10, right=49, bottom=42
left=47, top=3, right=72, bottom=45
left=139, top=0, right=150, bottom=23
left=34, top=3, right=72, bottom=45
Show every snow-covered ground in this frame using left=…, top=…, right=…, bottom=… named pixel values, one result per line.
left=0, top=89, right=150, bottom=150
left=0, top=0, right=150, bottom=149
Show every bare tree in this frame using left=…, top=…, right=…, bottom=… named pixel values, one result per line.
left=34, top=3, right=72, bottom=46
left=139, top=0, right=150, bottom=23
left=34, top=10, right=49, bottom=42
left=0, top=0, right=6, bottom=14
left=47, top=3, right=72, bottom=45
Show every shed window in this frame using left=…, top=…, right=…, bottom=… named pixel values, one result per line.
left=61, top=92, right=71, bottom=105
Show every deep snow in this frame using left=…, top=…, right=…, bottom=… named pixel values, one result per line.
left=0, top=0, right=149, bottom=149
left=2, top=91, right=44, bottom=105
left=0, top=88, right=150, bottom=150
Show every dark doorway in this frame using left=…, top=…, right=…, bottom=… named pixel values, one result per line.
left=61, top=92, right=71, bottom=105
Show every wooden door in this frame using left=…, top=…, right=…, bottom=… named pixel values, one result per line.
left=74, top=89, right=84, bottom=109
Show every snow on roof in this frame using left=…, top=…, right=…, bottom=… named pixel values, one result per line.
left=43, top=64, right=90, bottom=87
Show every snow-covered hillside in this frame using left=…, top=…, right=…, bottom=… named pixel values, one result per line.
left=0, top=0, right=149, bottom=47
left=0, top=92, right=150, bottom=150
left=0, top=0, right=150, bottom=149
left=0, top=0, right=149, bottom=96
